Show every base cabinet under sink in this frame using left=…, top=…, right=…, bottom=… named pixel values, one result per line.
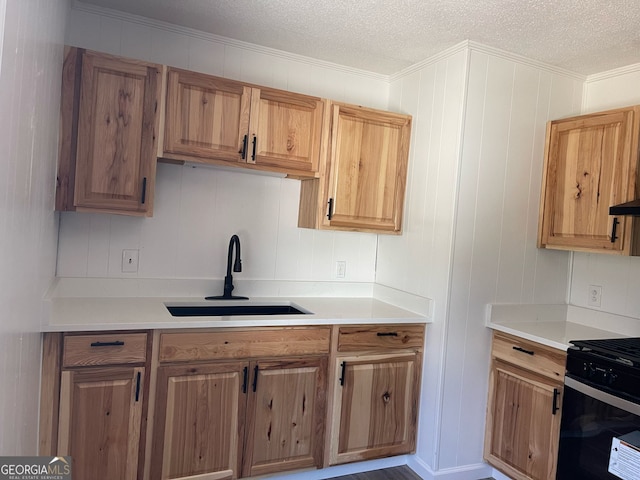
left=39, top=324, right=425, bottom=480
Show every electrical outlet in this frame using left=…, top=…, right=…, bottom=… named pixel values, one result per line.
left=588, top=284, right=602, bottom=307
left=336, top=261, right=346, bottom=279
left=122, top=249, right=139, bottom=273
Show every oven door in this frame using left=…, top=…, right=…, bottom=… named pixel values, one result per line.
left=557, top=376, right=640, bottom=479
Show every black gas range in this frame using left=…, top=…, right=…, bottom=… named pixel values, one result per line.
left=557, top=337, right=640, bottom=480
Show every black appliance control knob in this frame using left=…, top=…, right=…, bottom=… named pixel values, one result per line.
left=584, top=363, right=596, bottom=378
left=607, top=369, right=618, bottom=385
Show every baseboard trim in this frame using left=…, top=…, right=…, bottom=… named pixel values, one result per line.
left=407, top=456, right=494, bottom=480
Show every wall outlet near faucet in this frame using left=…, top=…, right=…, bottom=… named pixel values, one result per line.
left=588, top=284, right=602, bottom=307
left=336, top=261, right=346, bottom=279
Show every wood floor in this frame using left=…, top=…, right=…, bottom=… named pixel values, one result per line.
left=327, top=466, right=494, bottom=480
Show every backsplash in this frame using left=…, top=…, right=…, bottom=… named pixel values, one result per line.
left=57, top=163, right=378, bottom=282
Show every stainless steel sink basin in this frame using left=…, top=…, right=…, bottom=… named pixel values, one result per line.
left=165, top=304, right=309, bottom=317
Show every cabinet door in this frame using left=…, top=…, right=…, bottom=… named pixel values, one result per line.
left=243, top=357, right=327, bottom=477
left=323, top=103, right=411, bottom=233
left=164, top=68, right=251, bottom=163
left=151, top=362, right=247, bottom=480
left=330, top=353, right=419, bottom=465
left=74, top=50, right=160, bottom=214
left=538, top=107, right=640, bottom=253
left=248, top=88, right=324, bottom=175
left=57, top=366, right=144, bottom=480
left=485, top=359, right=562, bottom=480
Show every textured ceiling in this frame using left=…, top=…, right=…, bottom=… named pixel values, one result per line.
left=77, top=0, right=640, bottom=75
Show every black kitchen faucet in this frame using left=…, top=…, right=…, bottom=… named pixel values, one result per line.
left=206, top=234, right=248, bottom=300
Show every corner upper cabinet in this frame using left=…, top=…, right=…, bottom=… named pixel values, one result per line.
left=538, top=105, right=640, bottom=255
left=56, top=47, right=162, bottom=216
left=299, top=102, right=412, bottom=234
left=162, top=68, right=324, bottom=177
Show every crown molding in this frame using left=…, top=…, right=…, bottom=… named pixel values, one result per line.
left=586, top=62, right=640, bottom=83
left=389, top=41, right=470, bottom=81
left=71, top=0, right=390, bottom=82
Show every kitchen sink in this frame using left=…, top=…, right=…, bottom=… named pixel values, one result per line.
left=165, top=303, right=310, bottom=317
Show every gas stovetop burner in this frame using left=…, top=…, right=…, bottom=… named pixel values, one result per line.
left=570, top=337, right=640, bottom=368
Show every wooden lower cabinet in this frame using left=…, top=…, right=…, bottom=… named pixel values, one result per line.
left=150, top=361, right=247, bottom=480
left=485, top=332, right=565, bottom=480
left=57, top=366, right=145, bottom=480
left=329, top=352, right=421, bottom=465
left=243, top=357, right=327, bottom=477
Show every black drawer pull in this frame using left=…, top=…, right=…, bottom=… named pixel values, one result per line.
left=339, top=361, right=347, bottom=386
left=242, top=366, right=248, bottom=394
left=327, top=198, right=334, bottom=220
left=134, top=371, right=141, bottom=402
left=90, top=341, right=125, bottom=347
left=252, top=365, right=259, bottom=392
left=240, top=134, right=248, bottom=160
left=251, top=135, right=257, bottom=161
left=552, top=388, right=560, bottom=415
left=512, top=346, right=534, bottom=356
left=377, top=332, right=398, bottom=337
left=141, top=177, right=147, bottom=204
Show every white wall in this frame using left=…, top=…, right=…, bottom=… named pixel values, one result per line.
left=385, top=45, right=583, bottom=475
left=57, top=4, right=392, bottom=286
left=569, top=65, right=640, bottom=320
left=0, top=0, right=68, bottom=454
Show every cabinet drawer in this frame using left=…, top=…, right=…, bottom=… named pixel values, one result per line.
left=63, top=333, right=148, bottom=367
left=159, top=327, right=331, bottom=363
left=337, top=324, right=425, bottom=352
left=491, top=332, right=566, bottom=382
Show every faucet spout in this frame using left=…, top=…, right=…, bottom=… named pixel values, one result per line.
left=206, top=234, right=248, bottom=300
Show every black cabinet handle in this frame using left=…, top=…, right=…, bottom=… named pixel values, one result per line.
left=512, top=346, right=534, bottom=356
left=242, top=366, right=248, bottom=394
left=611, top=217, right=619, bottom=243
left=251, top=135, right=257, bottom=161
left=90, top=341, right=125, bottom=347
left=327, top=198, right=334, bottom=220
left=377, top=332, right=398, bottom=337
left=552, top=388, right=560, bottom=414
left=252, top=365, right=259, bottom=392
left=339, top=361, right=347, bottom=386
left=240, top=134, right=248, bottom=160
left=134, top=371, right=141, bottom=402
left=141, top=177, right=147, bottom=204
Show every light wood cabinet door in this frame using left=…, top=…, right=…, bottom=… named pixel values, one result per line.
left=329, top=353, right=420, bottom=465
left=57, top=366, right=145, bottom=480
left=57, top=48, right=161, bottom=216
left=151, top=362, right=247, bottom=480
left=247, top=88, right=324, bottom=175
left=485, top=359, right=562, bottom=480
left=163, top=69, right=323, bottom=178
left=538, top=106, right=640, bottom=254
left=323, top=103, right=411, bottom=233
left=164, top=68, right=251, bottom=164
left=243, top=357, right=327, bottom=477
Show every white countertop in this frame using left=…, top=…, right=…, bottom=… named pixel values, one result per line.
left=44, top=296, right=428, bottom=332
left=487, top=303, right=640, bottom=350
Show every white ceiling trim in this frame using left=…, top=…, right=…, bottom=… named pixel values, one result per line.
left=586, top=62, right=640, bottom=84
left=71, top=0, right=389, bottom=82
left=390, top=39, right=585, bottom=83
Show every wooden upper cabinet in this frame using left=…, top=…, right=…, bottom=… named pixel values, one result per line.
left=56, top=47, right=162, bottom=216
left=538, top=105, right=640, bottom=255
left=162, top=68, right=323, bottom=178
left=163, top=68, right=251, bottom=164
left=299, top=102, right=412, bottom=234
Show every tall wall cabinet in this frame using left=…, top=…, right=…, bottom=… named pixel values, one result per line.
left=538, top=105, right=640, bottom=255
left=56, top=48, right=162, bottom=216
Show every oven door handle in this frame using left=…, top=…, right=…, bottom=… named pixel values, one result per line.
left=565, top=375, right=640, bottom=416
